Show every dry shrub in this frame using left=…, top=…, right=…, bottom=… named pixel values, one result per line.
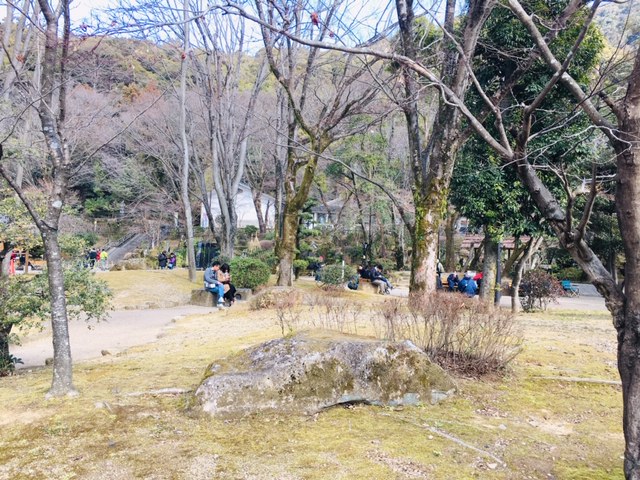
left=250, top=287, right=295, bottom=310
left=259, top=240, right=274, bottom=250
left=376, top=293, right=522, bottom=376
left=249, top=287, right=302, bottom=336
left=118, top=259, right=146, bottom=270
left=305, top=293, right=362, bottom=334
left=519, top=269, right=563, bottom=312
left=275, top=292, right=302, bottom=336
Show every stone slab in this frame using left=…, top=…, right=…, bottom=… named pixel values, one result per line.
left=191, top=289, right=218, bottom=307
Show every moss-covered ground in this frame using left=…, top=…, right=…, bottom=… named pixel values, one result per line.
left=0, top=271, right=623, bottom=479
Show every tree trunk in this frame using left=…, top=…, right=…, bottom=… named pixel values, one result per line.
left=396, top=0, right=495, bottom=302
left=609, top=250, right=618, bottom=285
left=0, top=322, right=12, bottom=373
left=480, top=230, right=498, bottom=301
left=510, top=236, right=543, bottom=313
left=196, top=167, right=216, bottom=237
left=275, top=135, right=321, bottom=285
left=503, top=239, right=528, bottom=278
left=391, top=207, right=405, bottom=270
left=1, top=244, right=11, bottom=276
left=276, top=205, right=298, bottom=286
left=43, top=230, right=76, bottom=396
left=251, top=188, right=266, bottom=235
left=273, top=91, right=288, bottom=246
left=409, top=202, right=439, bottom=302
left=179, top=0, right=196, bottom=283
left=614, top=51, right=640, bottom=477
left=444, top=206, right=459, bottom=271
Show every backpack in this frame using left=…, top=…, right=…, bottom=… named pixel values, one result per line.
left=347, top=275, right=359, bottom=290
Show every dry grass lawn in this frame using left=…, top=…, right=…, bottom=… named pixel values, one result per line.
left=0, top=270, right=623, bottom=479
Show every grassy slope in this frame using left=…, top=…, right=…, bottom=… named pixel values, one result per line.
left=0, top=274, right=623, bottom=479
left=102, top=269, right=205, bottom=310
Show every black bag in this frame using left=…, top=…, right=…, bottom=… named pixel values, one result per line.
left=347, top=276, right=359, bottom=290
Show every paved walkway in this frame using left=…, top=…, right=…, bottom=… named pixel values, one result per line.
left=389, top=286, right=608, bottom=311
left=11, top=305, right=215, bottom=369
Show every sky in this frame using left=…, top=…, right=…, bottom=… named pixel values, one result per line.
left=70, top=0, right=112, bottom=23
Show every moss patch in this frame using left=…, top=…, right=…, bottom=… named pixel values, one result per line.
left=0, top=285, right=625, bottom=479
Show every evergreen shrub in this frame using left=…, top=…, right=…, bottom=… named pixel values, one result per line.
left=230, top=257, right=271, bottom=289
left=317, top=264, right=355, bottom=289
left=293, top=259, right=309, bottom=279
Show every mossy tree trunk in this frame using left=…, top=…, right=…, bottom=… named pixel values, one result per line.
left=480, top=230, right=498, bottom=302
left=396, top=0, right=495, bottom=303
left=276, top=142, right=322, bottom=286
left=444, top=207, right=459, bottom=272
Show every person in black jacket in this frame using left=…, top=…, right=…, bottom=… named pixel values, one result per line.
left=157, top=251, right=168, bottom=269
left=371, top=264, right=393, bottom=294
left=447, top=271, right=459, bottom=292
left=220, top=263, right=236, bottom=305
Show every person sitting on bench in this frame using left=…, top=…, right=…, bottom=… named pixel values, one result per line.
left=219, top=263, right=237, bottom=306
left=204, top=260, right=225, bottom=307
left=371, top=264, right=393, bottom=294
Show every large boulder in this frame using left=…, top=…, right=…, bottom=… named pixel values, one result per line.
left=195, top=330, right=456, bottom=417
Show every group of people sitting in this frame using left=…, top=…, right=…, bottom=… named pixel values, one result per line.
left=157, top=251, right=177, bottom=270
left=358, top=264, right=394, bottom=295
left=204, top=261, right=237, bottom=308
left=445, top=271, right=482, bottom=297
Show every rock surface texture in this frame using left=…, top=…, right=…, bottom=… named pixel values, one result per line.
left=196, top=331, right=456, bottom=417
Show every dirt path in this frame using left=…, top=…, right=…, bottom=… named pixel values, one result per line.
left=11, top=305, right=216, bottom=369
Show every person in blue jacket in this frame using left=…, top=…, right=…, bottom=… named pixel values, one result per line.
left=204, top=260, right=225, bottom=308
left=464, top=276, right=478, bottom=297
left=457, top=272, right=470, bottom=294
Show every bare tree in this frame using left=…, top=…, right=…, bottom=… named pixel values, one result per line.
left=179, top=0, right=197, bottom=281
left=0, top=0, right=77, bottom=396
left=254, top=0, right=387, bottom=285
left=190, top=11, right=268, bottom=257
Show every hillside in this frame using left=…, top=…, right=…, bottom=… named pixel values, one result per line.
left=595, top=0, right=640, bottom=46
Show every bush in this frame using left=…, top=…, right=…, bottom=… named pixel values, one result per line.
left=259, top=240, right=274, bottom=250
left=553, top=266, right=585, bottom=282
left=247, top=249, right=278, bottom=272
left=249, top=287, right=298, bottom=310
left=376, top=294, right=522, bottom=376
left=317, top=264, right=355, bottom=289
left=293, top=259, right=309, bottom=280
left=249, top=287, right=303, bottom=335
left=0, top=268, right=112, bottom=376
left=243, top=225, right=258, bottom=237
left=519, top=269, right=563, bottom=312
left=230, top=257, right=271, bottom=289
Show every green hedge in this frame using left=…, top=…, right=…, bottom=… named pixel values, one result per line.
left=230, top=257, right=271, bottom=289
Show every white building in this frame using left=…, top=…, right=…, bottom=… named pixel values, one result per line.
left=200, top=183, right=275, bottom=229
